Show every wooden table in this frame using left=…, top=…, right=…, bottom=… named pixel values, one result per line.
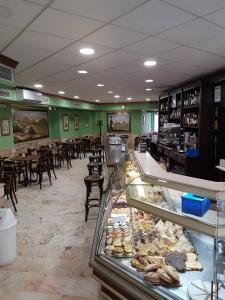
left=9, top=155, right=39, bottom=186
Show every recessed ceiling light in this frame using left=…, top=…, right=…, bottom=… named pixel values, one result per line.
left=77, top=70, right=88, bottom=74
left=37, top=93, right=42, bottom=96
left=144, top=60, right=157, bottom=67
left=114, top=95, right=120, bottom=98
left=145, top=79, right=154, bottom=83
left=97, top=83, right=104, bottom=87
left=145, top=88, right=152, bottom=91
left=127, top=97, right=132, bottom=101
left=74, top=95, right=79, bottom=99
left=79, top=47, right=95, bottom=55
left=34, top=83, right=43, bottom=88
left=58, top=91, right=65, bottom=95
left=146, top=98, right=151, bottom=101
left=95, top=99, right=100, bottom=102
left=108, top=90, right=113, bottom=94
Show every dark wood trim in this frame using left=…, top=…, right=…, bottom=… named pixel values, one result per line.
left=0, top=54, right=19, bottom=69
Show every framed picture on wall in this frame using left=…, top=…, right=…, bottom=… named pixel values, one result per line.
left=74, top=115, right=79, bottom=130
left=107, top=112, right=130, bottom=132
left=63, top=114, right=69, bottom=131
left=1, top=119, right=10, bottom=136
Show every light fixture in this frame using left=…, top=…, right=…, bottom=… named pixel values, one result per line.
left=95, top=99, right=100, bottom=102
left=127, top=97, right=132, bottom=101
left=48, top=107, right=52, bottom=110
left=144, top=60, right=157, bottom=67
left=114, top=95, right=120, bottom=98
left=74, top=95, right=79, bottom=99
left=145, top=88, right=152, bottom=91
left=58, top=91, right=65, bottom=95
left=37, top=93, right=42, bottom=96
left=77, top=70, right=88, bottom=74
left=79, top=47, right=95, bottom=55
left=146, top=98, right=151, bottom=101
left=145, top=79, right=154, bottom=83
left=34, top=83, right=43, bottom=88
left=97, top=83, right=104, bottom=87
left=108, top=91, right=113, bottom=94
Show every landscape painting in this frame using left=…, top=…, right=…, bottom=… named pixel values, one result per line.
left=107, top=112, right=130, bottom=132
left=13, top=109, right=49, bottom=143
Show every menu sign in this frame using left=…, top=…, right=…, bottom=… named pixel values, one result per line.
left=214, top=85, right=221, bottom=103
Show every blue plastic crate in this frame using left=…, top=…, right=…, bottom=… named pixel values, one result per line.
left=185, top=149, right=199, bottom=157
left=181, top=193, right=210, bottom=217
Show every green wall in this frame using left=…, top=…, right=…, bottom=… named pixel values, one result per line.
left=0, top=79, right=159, bottom=149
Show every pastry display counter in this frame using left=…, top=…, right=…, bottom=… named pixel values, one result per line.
left=90, top=151, right=225, bottom=300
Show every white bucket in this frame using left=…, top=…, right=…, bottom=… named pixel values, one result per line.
left=0, top=209, right=17, bottom=266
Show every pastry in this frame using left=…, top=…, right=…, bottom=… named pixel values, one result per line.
left=163, top=265, right=180, bottom=282
left=105, top=245, right=114, bottom=255
left=187, top=280, right=225, bottom=300
left=113, top=239, right=122, bottom=247
left=157, top=268, right=173, bottom=283
left=165, top=251, right=187, bottom=272
left=131, top=258, right=145, bottom=270
left=174, top=238, right=195, bottom=254
left=186, top=252, right=197, bottom=261
left=144, top=263, right=161, bottom=272
left=144, top=272, right=162, bottom=284
left=147, top=256, right=165, bottom=267
left=186, top=260, right=203, bottom=271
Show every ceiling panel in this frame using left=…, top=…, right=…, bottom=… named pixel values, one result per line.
left=29, top=8, right=103, bottom=40
left=193, top=34, right=225, bottom=57
left=0, top=24, right=20, bottom=51
left=23, top=0, right=49, bottom=5
left=51, top=0, right=146, bottom=23
left=164, top=0, right=225, bottom=16
left=204, top=7, right=225, bottom=28
left=83, top=25, right=147, bottom=48
left=0, top=0, right=42, bottom=28
left=158, top=46, right=225, bottom=69
left=113, top=0, right=195, bottom=35
left=5, top=30, right=74, bottom=53
left=157, top=19, right=225, bottom=47
left=4, top=45, right=53, bottom=73
left=124, top=36, right=179, bottom=56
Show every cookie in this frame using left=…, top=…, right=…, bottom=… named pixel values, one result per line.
left=186, top=252, right=197, bottom=261
left=157, top=268, right=173, bottom=283
left=163, top=265, right=180, bottom=282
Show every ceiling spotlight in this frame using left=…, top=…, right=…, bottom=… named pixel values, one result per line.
left=114, top=95, right=120, bottom=98
left=34, top=83, right=43, bottom=88
left=74, top=95, right=79, bottom=99
left=127, top=97, right=132, bottom=101
left=79, top=48, right=95, bottom=55
left=97, top=83, right=104, bottom=87
left=145, top=79, right=154, bottom=83
left=58, top=91, right=65, bottom=95
left=146, top=98, right=151, bottom=101
left=145, top=88, right=152, bottom=91
left=108, top=90, right=113, bottom=94
left=77, top=70, right=88, bottom=74
left=95, top=99, right=100, bottom=102
left=144, top=60, right=157, bottom=67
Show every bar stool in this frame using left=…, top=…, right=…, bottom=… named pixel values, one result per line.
left=89, top=155, right=101, bottom=163
left=84, top=174, right=104, bottom=222
left=87, top=162, right=103, bottom=175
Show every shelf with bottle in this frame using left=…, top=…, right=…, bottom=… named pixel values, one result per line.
left=183, top=88, right=200, bottom=108
left=159, top=102, right=168, bottom=111
left=183, top=112, right=199, bottom=127
left=159, top=114, right=168, bottom=126
left=169, top=107, right=181, bottom=119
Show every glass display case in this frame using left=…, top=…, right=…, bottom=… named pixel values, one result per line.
left=90, top=150, right=225, bottom=300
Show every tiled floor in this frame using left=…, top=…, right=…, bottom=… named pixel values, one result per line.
left=0, top=158, right=103, bottom=300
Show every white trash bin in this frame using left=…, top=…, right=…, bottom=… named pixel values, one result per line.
left=0, top=209, right=17, bottom=266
